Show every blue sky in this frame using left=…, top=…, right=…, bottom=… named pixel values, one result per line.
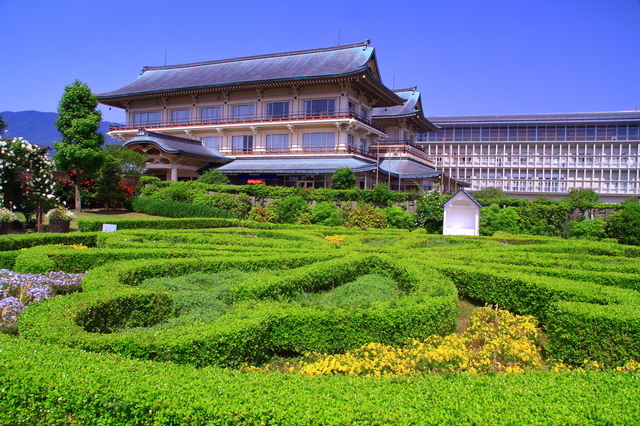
left=2, top=0, right=639, bottom=123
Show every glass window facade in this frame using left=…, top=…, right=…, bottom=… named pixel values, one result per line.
left=201, top=136, right=221, bottom=149
left=302, top=132, right=335, bottom=150
left=266, top=102, right=289, bottom=118
left=265, top=134, right=289, bottom=152
left=133, top=111, right=161, bottom=125
left=232, top=105, right=255, bottom=119
left=171, top=109, right=190, bottom=122
left=417, top=117, right=640, bottom=198
left=419, top=123, right=640, bottom=143
left=303, top=99, right=336, bottom=116
left=232, top=135, right=253, bottom=152
left=201, top=107, right=221, bottom=121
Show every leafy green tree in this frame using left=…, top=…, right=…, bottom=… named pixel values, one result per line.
left=368, top=183, right=395, bottom=206
left=472, top=187, right=509, bottom=206
left=414, top=190, right=447, bottom=233
left=199, top=168, right=230, bottom=185
left=566, top=188, right=600, bottom=210
left=105, top=144, right=147, bottom=176
left=479, top=205, right=522, bottom=236
left=331, top=167, right=356, bottom=190
left=605, top=199, right=640, bottom=245
left=93, top=154, right=124, bottom=209
left=54, top=80, right=105, bottom=212
left=0, top=114, right=6, bottom=135
left=518, top=199, right=569, bottom=237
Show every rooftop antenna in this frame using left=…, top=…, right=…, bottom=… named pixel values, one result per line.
left=338, top=24, right=341, bottom=45
left=164, top=49, right=167, bottom=66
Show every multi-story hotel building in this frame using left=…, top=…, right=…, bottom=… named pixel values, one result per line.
left=97, top=41, right=463, bottom=192
left=418, top=112, right=640, bottom=202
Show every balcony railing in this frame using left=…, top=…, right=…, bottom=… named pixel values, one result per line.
left=227, top=145, right=377, bottom=159
left=109, top=110, right=385, bottom=133
left=371, top=139, right=435, bottom=164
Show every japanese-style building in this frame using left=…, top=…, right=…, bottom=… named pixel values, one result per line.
left=97, top=41, right=464, bottom=192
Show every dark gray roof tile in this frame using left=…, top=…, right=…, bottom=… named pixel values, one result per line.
left=99, top=42, right=377, bottom=99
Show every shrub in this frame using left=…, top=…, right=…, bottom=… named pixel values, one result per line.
left=480, top=205, right=521, bottom=236
left=248, top=206, right=274, bottom=222
left=384, top=205, right=414, bottom=230
left=147, top=181, right=208, bottom=203
left=569, top=217, right=606, bottom=240
left=368, top=183, right=395, bottom=206
left=269, top=195, right=310, bottom=224
left=606, top=199, right=640, bottom=245
left=347, top=204, right=387, bottom=230
left=414, top=190, right=446, bottom=233
left=331, top=167, right=356, bottom=190
left=138, top=176, right=161, bottom=186
left=311, top=202, right=343, bottom=226
left=199, top=169, right=230, bottom=185
left=193, top=192, right=252, bottom=219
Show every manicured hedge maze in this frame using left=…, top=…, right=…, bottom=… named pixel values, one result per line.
left=1, top=227, right=639, bottom=424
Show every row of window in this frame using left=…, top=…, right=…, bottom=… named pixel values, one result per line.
left=202, top=132, right=336, bottom=152
left=132, top=99, right=370, bottom=125
left=442, top=157, right=636, bottom=166
left=473, top=181, right=635, bottom=193
left=418, top=124, right=640, bottom=142
left=201, top=132, right=369, bottom=153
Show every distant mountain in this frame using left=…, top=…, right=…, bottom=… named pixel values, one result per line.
left=0, top=110, right=121, bottom=150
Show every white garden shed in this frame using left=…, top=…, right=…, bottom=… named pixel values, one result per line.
left=442, top=189, right=482, bottom=236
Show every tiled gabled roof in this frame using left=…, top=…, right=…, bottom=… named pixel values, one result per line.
left=372, top=88, right=439, bottom=132
left=97, top=41, right=404, bottom=106
left=124, top=129, right=228, bottom=161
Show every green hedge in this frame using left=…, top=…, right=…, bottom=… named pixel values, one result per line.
left=0, top=232, right=98, bottom=252
left=78, top=217, right=239, bottom=232
left=128, top=197, right=235, bottom=219
left=4, top=227, right=640, bottom=424
left=1, top=334, right=639, bottom=425
left=19, top=253, right=457, bottom=367
left=426, top=258, right=640, bottom=365
left=1, top=229, right=338, bottom=272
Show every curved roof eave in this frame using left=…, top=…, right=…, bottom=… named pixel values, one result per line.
left=98, top=68, right=368, bottom=100
left=98, top=70, right=405, bottom=108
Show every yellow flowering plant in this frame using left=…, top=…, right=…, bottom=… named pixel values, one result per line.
left=259, top=307, right=545, bottom=377
left=324, top=235, right=348, bottom=245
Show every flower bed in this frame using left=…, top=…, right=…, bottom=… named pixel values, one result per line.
left=0, top=269, right=84, bottom=333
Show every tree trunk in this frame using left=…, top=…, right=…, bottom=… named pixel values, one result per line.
left=75, top=173, right=82, bottom=213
